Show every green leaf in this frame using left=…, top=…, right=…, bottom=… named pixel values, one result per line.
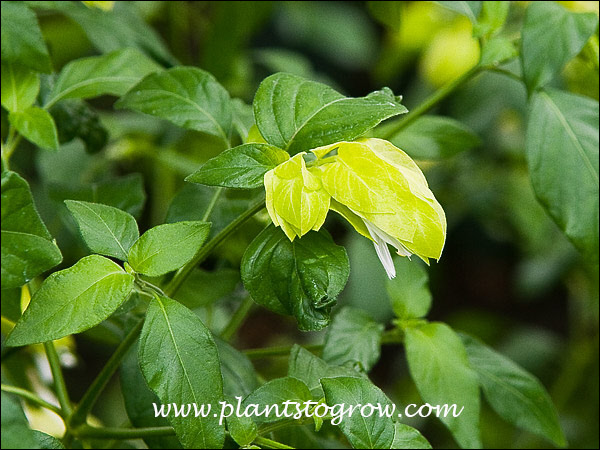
left=526, top=88, right=599, bottom=266
left=25, top=1, right=176, bottom=65
left=49, top=173, right=146, bottom=218
left=1, top=232, right=62, bottom=291
left=65, top=200, right=139, bottom=261
left=253, top=49, right=315, bottom=81
left=339, top=230, right=393, bottom=322
left=277, top=2, right=377, bottom=71
left=241, top=225, right=349, bottom=331
left=1, top=62, right=40, bottom=112
left=174, top=268, right=240, bottom=309
left=473, top=1, right=510, bottom=38
left=479, top=36, right=518, bottom=68
left=166, top=184, right=252, bottom=238
left=253, top=72, right=407, bottom=154
left=387, top=258, right=432, bottom=320
left=9, top=107, right=59, bottom=150
left=288, top=344, right=363, bottom=395
left=1, top=171, right=62, bottom=289
left=404, top=322, right=481, bottom=449
left=186, top=143, right=289, bottom=189
left=461, top=334, right=566, bottom=447
left=199, top=1, right=273, bottom=82
left=32, top=431, right=65, bottom=449
left=1, top=288, right=22, bottom=322
left=226, top=413, right=257, bottom=448
left=1, top=1, right=52, bottom=73
left=139, top=295, right=225, bottom=449
left=44, top=48, right=161, bottom=108
left=320, top=377, right=396, bottom=449
left=322, top=307, right=384, bottom=372
left=386, top=115, right=481, bottom=160
left=367, top=1, right=403, bottom=32
left=216, top=338, right=260, bottom=398
left=1, top=391, right=39, bottom=449
left=436, top=1, right=482, bottom=23
left=5, top=255, right=134, bottom=346
left=242, top=377, right=312, bottom=424
left=47, top=0, right=176, bottom=66
left=521, top=1, right=598, bottom=92
left=49, top=100, right=108, bottom=154
left=121, top=342, right=182, bottom=449
left=116, top=67, right=233, bottom=144
left=128, top=221, right=211, bottom=276
left=231, top=98, right=255, bottom=141
left=391, top=423, right=432, bottom=449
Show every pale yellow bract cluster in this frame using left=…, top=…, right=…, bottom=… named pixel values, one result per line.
left=264, top=138, right=447, bottom=278
left=264, top=153, right=330, bottom=240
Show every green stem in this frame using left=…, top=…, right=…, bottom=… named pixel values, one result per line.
left=6, top=126, right=16, bottom=147
left=136, top=276, right=167, bottom=297
left=1, top=384, right=63, bottom=416
left=2, top=128, right=22, bottom=170
left=7, top=137, right=22, bottom=156
left=254, top=436, right=295, bottom=449
left=258, top=418, right=306, bottom=436
left=69, top=320, right=144, bottom=428
left=1, top=142, right=9, bottom=171
left=133, top=287, right=154, bottom=299
left=103, top=419, right=135, bottom=449
left=220, top=296, right=254, bottom=341
left=244, top=329, right=403, bottom=359
left=73, top=424, right=294, bottom=449
left=74, top=424, right=175, bottom=440
left=382, top=65, right=483, bottom=139
left=43, top=341, right=73, bottom=417
left=202, top=187, right=223, bottom=222
left=485, top=66, right=524, bottom=83
left=552, top=338, right=597, bottom=410
left=165, top=197, right=265, bottom=297
left=244, top=343, right=323, bottom=360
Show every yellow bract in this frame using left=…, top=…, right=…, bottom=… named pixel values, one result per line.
left=313, top=138, right=446, bottom=262
left=263, top=138, right=447, bottom=266
left=264, top=153, right=330, bottom=241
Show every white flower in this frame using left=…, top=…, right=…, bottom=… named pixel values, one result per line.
left=359, top=213, right=412, bottom=280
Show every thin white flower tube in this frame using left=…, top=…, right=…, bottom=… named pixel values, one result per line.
left=362, top=214, right=413, bottom=279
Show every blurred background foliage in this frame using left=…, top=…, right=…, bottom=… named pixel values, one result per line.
left=2, top=1, right=598, bottom=448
